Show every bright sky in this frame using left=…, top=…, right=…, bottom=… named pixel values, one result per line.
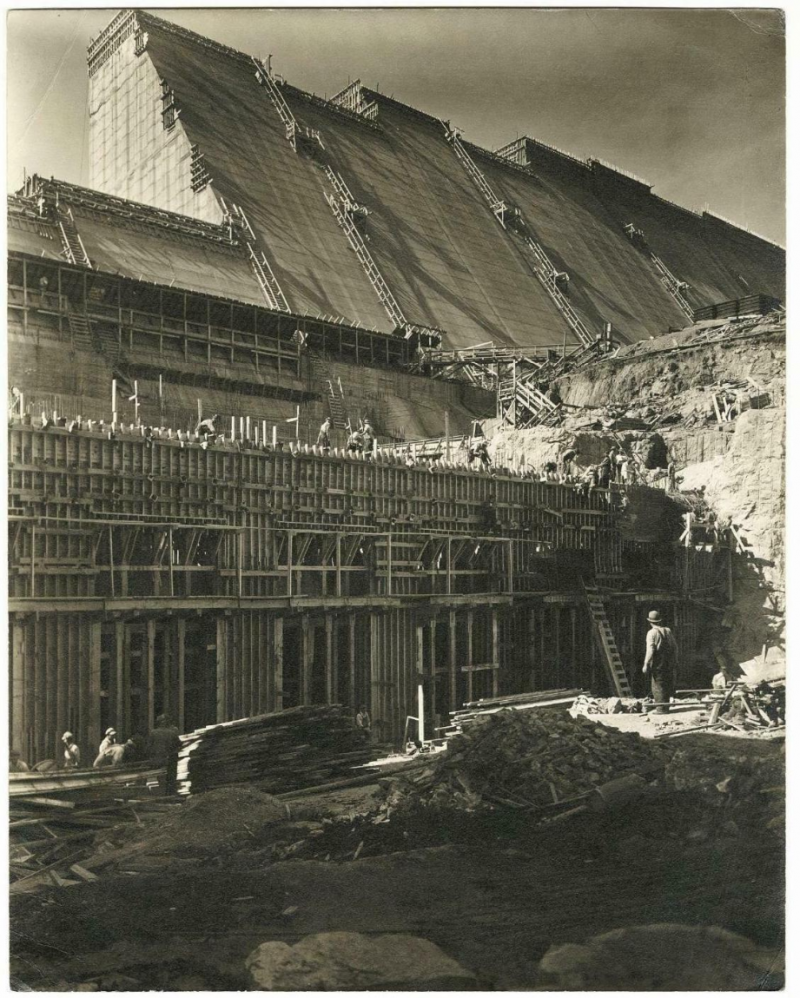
left=7, top=7, right=786, bottom=244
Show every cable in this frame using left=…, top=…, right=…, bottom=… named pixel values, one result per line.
left=14, top=11, right=87, bottom=148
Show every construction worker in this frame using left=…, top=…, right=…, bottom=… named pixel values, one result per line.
left=355, top=705, right=371, bottom=741
left=98, top=727, right=117, bottom=756
left=8, top=386, right=22, bottom=417
left=607, top=446, right=619, bottom=482
left=597, top=454, right=612, bottom=488
left=667, top=459, right=677, bottom=492
left=468, top=438, right=490, bottom=468
left=9, top=749, right=30, bottom=772
left=642, top=610, right=679, bottom=713
left=195, top=413, right=219, bottom=438
left=362, top=419, right=375, bottom=455
left=316, top=417, right=332, bottom=452
left=147, top=714, right=181, bottom=794
left=61, top=732, right=81, bottom=769
left=404, top=445, right=416, bottom=468
left=346, top=428, right=364, bottom=455
left=94, top=738, right=136, bottom=768
left=559, top=447, right=578, bottom=482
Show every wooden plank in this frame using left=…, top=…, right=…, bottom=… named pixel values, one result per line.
left=176, top=618, right=186, bottom=732
left=466, top=609, right=474, bottom=703
left=301, top=615, right=312, bottom=706
left=325, top=615, right=334, bottom=704
left=146, top=619, right=156, bottom=732
left=88, top=621, right=102, bottom=755
left=491, top=608, right=499, bottom=697
left=11, top=620, right=26, bottom=757
left=448, top=610, right=457, bottom=714
left=273, top=616, right=284, bottom=712
left=216, top=616, right=227, bottom=722
left=348, top=614, right=356, bottom=708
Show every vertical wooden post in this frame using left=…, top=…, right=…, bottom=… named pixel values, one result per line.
left=491, top=607, right=499, bottom=697
left=553, top=607, right=561, bottom=687
left=301, top=615, right=312, bottom=705
left=429, top=617, right=437, bottom=724
left=448, top=610, right=458, bottom=713
left=570, top=606, right=578, bottom=687
left=466, top=609, right=474, bottom=703
left=114, top=620, right=125, bottom=731
left=108, top=526, right=115, bottom=597
left=10, top=620, right=26, bottom=756
left=216, top=617, right=227, bottom=722
left=176, top=618, right=186, bottom=732
left=325, top=615, right=334, bottom=704
left=415, top=623, right=425, bottom=743
left=273, top=617, right=284, bottom=711
left=146, top=619, right=156, bottom=732
left=348, top=614, right=356, bottom=708
left=528, top=608, right=537, bottom=690
left=168, top=527, right=174, bottom=597
left=88, top=621, right=102, bottom=755
left=287, top=530, right=293, bottom=598
left=446, top=537, right=452, bottom=595
left=336, top=534, right=342, bottom=597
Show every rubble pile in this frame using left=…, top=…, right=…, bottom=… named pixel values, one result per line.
left=390, top=710, right=664, bottom=812
left=665, top=737, right=784, bottom=839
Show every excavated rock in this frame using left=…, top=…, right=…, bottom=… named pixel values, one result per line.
left=537, top=923, right=782, bottom=990
left=391, top=710, right=664, bottom=811
left=245, top=932, right=476, bottom=990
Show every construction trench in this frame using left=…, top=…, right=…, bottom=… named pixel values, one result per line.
left=8, top=9, right=785, bottom=991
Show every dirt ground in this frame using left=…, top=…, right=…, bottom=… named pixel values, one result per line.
left=10, top=733, right=784, bottom=991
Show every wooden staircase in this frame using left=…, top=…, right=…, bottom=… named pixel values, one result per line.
left=584, top=585, right=632, bottom=696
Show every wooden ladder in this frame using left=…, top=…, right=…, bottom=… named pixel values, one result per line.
left=327, top=379, right=348, bottom=429
left=584, top=585, right=632, bottom=696
left=56, top=206, right=91, bottom=268
left=66, top=303, right=93, bottom=349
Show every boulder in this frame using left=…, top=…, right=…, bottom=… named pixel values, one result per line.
left=537, top=923, right=782, bottom=990
left=246, top=931, right=476, bottom=991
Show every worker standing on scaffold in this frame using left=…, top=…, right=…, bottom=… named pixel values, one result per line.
left=316, top=416, right=332, bottom=453
left=362, top=419, right=376, bottom=457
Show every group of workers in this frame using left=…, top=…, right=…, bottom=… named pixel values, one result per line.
left=315, top=417, right=377, bottom=457
left=10, top=716, right=182, bottom=781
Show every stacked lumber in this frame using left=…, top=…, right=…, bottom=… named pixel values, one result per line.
left=447, top=688, right=585, bottom=730
left=9, top=795, right=182, bottom=892
left=176, top=704, right=375, bottom=796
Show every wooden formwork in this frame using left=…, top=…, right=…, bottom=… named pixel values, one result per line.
left=7, top=423, right=721, bottom=761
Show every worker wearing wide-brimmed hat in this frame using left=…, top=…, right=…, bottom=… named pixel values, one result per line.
left=98, top=727, right=117, bottom=757
left=642, top=610, right=679, bottom=713
left=61, top=731, right=81, bottom=769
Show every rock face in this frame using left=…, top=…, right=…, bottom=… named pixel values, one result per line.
left=537, top=924, right=781, bottom=990
left=677, top=407, right=785, bottom=678
left=246, top=932, right=476, bottom=991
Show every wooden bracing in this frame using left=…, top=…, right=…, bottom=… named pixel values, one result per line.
left=8, top=422, right=725, bottom=761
